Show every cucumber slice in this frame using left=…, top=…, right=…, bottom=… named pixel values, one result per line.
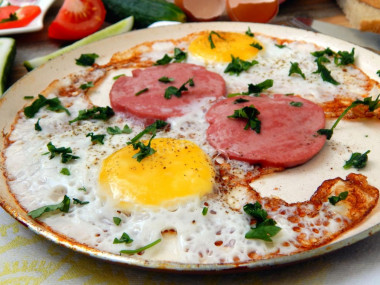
left=24, top=16, right=134, bottom=71
left=0, top=37, right=16, bottom=96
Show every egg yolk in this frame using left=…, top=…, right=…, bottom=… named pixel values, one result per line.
left=188, top=31, right=263, bottom=63
left=99, top=138, right=215, bottom=208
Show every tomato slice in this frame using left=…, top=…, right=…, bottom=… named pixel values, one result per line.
left=48, top=0, right=106, bottom=40
left=0, top=5, right=41, bottom=30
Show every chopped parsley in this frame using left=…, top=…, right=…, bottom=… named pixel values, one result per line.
left=28, top=195, right=70, bottom=219
left=377, top=70, right=380, bottom=77
left=202, top=207, right=208, bottom=216
left=78, top=187, right=87, bottom=191
left=334, top=48, right=355, bottom=66
left=120, top=238, right=161, bottom=255
left=164, top=78, right=194, bottom=99
left=45, top=142, right=79, bottom=163
left=114, top=232, right=133, bottom=244
left=224, top=55, right=258, bottom=76
left=311, top=47, right=335, bottom=58
left=243, top=202, right=281, bottom=242
left=328, top=191, right=348, bottom=206
left=24, top=96, right=34, bottom=100
left=275, top=44, right=286, bottom=48
left=113, top=74, right=126, bottom=80
left=107, top=124, right=132, bottom=135
left=289, top=62, right=306, bottom=79
left=73, top=198, right=89, bottom=205
left=60, top=168, right=70, bottom=176
left=24, top=94, right=70, bottom=118
left=154, top=47, right=187, bottom=65
left=158, top=76, right=174, bottom=83
left=86, top=132, right=106, bottom=144
left=35, top=118, right=42, bottom=131
left=208, top=31, right=225, bottom=49
left=135, top=87, right=149, bottom=96
left=127, top=120, right=168, bottom=162
left=313, top=56, right=339, bottom=85
left=69, top=106, right=114, bottom=124
left=79, top=81, right=94, bottom=90
left=250, top=42, right=263, bottom=50
left=229, top=79, right=273, bottom=97
left=234, top=98, right=250, bottom=104
left=113, top=217, right=122, bottom=225
left=0, top=13, right=18, bottom=23
left=318, top=95, right=380, bottom=139
left=228, top=105, right=261, bottom=133
left=245, top=27, right=254, bottom=37
left=290, top=101, right=303, bottom=107
left=344, top=150, right=370, bottom=170
left=75, top=53, right=99, bottom=66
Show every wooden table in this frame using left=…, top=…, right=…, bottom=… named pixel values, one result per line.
left=9, top=0, right=350, bottom=87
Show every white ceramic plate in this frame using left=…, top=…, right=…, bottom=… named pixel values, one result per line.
left=1, top=22, right=380, bottom=272
left=0, top=0, right=55, bottom=36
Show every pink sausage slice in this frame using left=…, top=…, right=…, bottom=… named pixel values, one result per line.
left=206, top=94, right=326, bottom=168
left=110, top=63, right=226, bottom=121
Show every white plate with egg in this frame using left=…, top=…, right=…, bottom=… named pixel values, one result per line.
left=1, top=22, right=380, bottom=272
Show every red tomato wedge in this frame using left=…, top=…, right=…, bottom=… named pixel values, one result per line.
left=0, top=5, right=41, bottom=30
left=48, top=0, right=106, bottom=40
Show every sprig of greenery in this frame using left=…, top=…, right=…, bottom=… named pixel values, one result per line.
left=328, top=191, right=348, bottom=205
left=228, top=105, right=261, bottom=133
left=120, top=238, right=161, bottom=255
left=107, top=124, right=132, bottom=135
left=243, top=202, right=281, bottom=242
left=208, top=31, right=225, bottom=49
left=75, top=53, right=99, bottom=66
left=318, top=95, right=380, bottom=139
left=28, top=195, right=70, bottom=219
left=344, top=150, right=370, bottom=170
left=45, top=142, right=79, bottom=163
left=114, top=232, right=133, bottom=244
left=69, top=106, right=114, bottom=124
left=164, top=78, right=194, bottom=99
left=86, top=132, right=106, bottom=144
left=289, top=62, right=306, bottom=79
left=24, top=94, right=70, bottom=118
left=224, top=55, right=258, bottom=76
left=154, top=47, right=187, bottom=65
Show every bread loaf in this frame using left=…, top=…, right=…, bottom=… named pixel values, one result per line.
left=337, top=0, right=380, bottom=33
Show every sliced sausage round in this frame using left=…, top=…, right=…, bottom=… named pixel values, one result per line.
left=206, top=94, right=326, bottom=168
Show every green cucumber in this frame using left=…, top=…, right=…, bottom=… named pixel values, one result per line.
left=0, top=37, right=16, bottom=95
left=103, top=0, right=186, bottom=28
left=24, top=16, right=134, bottom=71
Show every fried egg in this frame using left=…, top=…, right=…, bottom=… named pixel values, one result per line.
left=3, top=28, right=380, bottom=265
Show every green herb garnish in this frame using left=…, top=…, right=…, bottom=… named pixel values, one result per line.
left=75, top=53, right=99, bottom=66
left=158, top=76, right=174, bottom=83
left=107, top=124, right=132, bottom=135
left=0, top=12, right=18, bottom=23
left=35, top=118, right=42, bottom=131
left=164, top=78, right=194, bottom=99
left=313, top=56, right=339, bottom=85
left=113, top=217, right=122, bottom=225
left=28, top=195, right=70, bottom=219
left=135, top=87, right=149, bottom=96
left=275, top=44, right=286, bottom=48
left=234, top=98, right=250, bottom=104
left=318, top=95, right=380, bottom=139
left=250, top=42, right=263, bottom=50
left=155, top=54, right=172, bottom=65
left=344, top=150, right=370, bottom=170
left=311, top=47, right=335, bottom=58
left=328, top=191, right=348, bottom=206
left=289, top=62, right=306, bottom=79
left=24, top=94, right=70, bottom=118
left=202, top=207, right=208, bottom=216
left=114, top=232, right=134, bottom=244
left=120, top=238, right=161, bottom=255
left=113, top=74, right=126, bottom=80
left=24, top=96, right=34, bottom=100
left=245, top=27, right=254, bottom=37
left=79, top=81, right=94, bottom=90
left=243, top=202, right=281, bottom=242
left=60, top=168, right=70, bottom=176
left=45, top=142, right=79, bottom=163
left=86, top=132, right=106, bottom=144
left=131, top=135, right=156, bottom=162
left=290, top=101, right=303, bottom=107
left=78, top=187, right=87, bottom=191
left=334, top=48, right=355, bottom=66
left=73, top=198, right=89, bottom=205
left=128, top=120, right=167, bottom=145
left=224, top=55, right=258, bottom=76
left=208, top=31, right=225, bottom=49
left=69, top=106, right=114, bottom=124
left=377, top=70, right=380, bottom=77
left=173, top=47, right=187, bottom=62
left=229, top=79, right=273, bottom=97
left=228, top=105, right=261, bottom=133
